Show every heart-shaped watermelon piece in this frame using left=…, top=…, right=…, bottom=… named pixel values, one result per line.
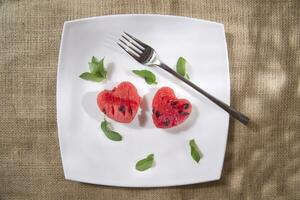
left=97, top=81, right=141, bottom=123
left=152, top=87, right=192, bottom=128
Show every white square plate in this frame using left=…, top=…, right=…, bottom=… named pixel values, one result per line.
left=57, top=14, right=230, bottom=187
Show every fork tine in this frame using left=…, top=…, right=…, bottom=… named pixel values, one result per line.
left=123, top=32, right=147, bottom=48
left=117, top=42, right=140, bottom=61
left=118, top=38, right=141, bottom=56
left=121, top=35, right=144, bottom=52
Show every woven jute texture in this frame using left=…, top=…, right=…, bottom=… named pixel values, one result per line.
left=0, top=0, right=299, bottom=199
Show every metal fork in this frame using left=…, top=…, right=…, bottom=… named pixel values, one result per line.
left=117, top=32, right=250, bottom=125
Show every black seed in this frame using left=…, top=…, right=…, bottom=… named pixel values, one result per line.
left=118, top=105, right=125, bottom=114
left=155, top=111, right=160, bottom=118
left=183, top=103, right=190, bottom=109
left=102, top=108, right=106, bottom=114
left=128, top=107, right=133, bottom=114
left=181, top=112, right=190, bottom=116
left=178, top=110, right=189, bottom=116
left=162, top=119, right=170, bottom=126
left=170, top=101, right=178, bottom=106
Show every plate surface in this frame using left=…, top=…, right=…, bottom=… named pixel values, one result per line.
left=57, top=14, right=230, bottom=187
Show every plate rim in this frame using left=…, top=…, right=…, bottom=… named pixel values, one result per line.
left=61, top=14, right=224, bottom=27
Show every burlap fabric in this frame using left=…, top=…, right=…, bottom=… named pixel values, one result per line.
left=0, top=0, right=299, bottom=199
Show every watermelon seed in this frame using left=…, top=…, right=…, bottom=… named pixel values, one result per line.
left=118, top=105, right=126, bottom=114
left=162, top=119, right=170, bottom=126
left=102, top=108, right=106, bottom=114
left=181, top=112, right=190, bottom=116
left=155, top=111, right=161, bottom=118
left=178, top=110, right=189, bottom=115
left=183, top=103, right=190, bottom=109
left=128, top=107, right=133, bottom=115
left=170, top=101, right=178, bottom=106
left=152, top=108, right=155, bottom=113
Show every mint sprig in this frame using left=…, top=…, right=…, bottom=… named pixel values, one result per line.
left=79, top=56, right=107, bottom=82
left=132, top=69, right=157, bottom=85
left=189, top=139, right=203, bottom=163
left=135, top=154, right=155, bottom=171
left=100, top=119, right=122, bottom=141
left=176, top=57, right=190, bottom=79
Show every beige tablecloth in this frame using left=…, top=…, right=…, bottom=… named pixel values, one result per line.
left=0, top=0, right=299, bottom=199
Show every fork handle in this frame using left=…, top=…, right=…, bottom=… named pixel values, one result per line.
left=159, top=63, right=250, bottom=125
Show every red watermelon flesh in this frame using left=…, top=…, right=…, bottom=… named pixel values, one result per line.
left=97, top=81, right=141, bottom=123
left=152, top=87, right=192, bottom=128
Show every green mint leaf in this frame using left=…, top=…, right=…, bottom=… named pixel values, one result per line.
left=89, top=56, right=99, bottom=73
left=88, top=56, right=107, bottom=78
left=97, top=58, right=107, bottom=78
left=132, top=69, right=157, bottom=85
left=80, top=56, right=107, bottom=83
left=189, top=139, right=203, bottom=163
left=100, top=119, right=122, bottom=141
left=135, top=154, right=154, bottom=171
left=79, top=72, right=105, bottom=82
left=176, top=57, right=190, bottom=80
left=176, top=57, right=186, bottom=76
